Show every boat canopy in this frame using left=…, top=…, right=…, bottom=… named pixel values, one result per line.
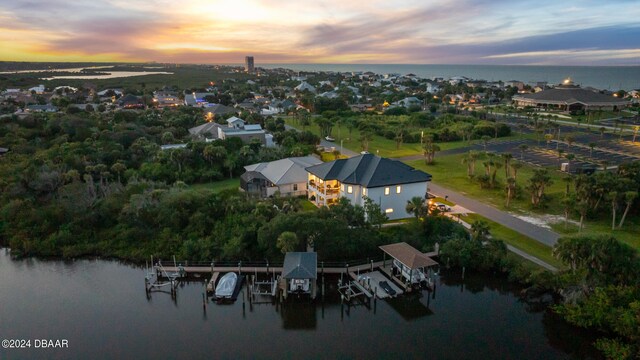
left=215, top=272, right=238, bottom=298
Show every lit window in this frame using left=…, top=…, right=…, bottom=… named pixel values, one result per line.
left=384, top=187, right=390, bottom=195
left=396, top=185, right=402, bottom=194
left=385, top=208, right=394, bottom=214
left=362, top=188, right=367, bottom=196
left=341, top=184, right=345, bottom=191
left=347, top=186, right=353, bottom=194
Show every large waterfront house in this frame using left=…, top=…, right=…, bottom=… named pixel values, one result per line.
left=512, top=79, right=629, bottom=112
left=241, top=156, right=322, bottom=198
left=305, top=154, right=432, bottom=220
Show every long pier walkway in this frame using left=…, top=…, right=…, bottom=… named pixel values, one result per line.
left=157, top=251, right=438, bottom=276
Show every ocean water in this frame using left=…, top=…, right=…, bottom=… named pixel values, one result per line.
left=259, top=64, right=640, bottom=91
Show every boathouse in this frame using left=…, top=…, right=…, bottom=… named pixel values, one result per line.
left=282, top=252, right=317, bottom=298
left=380, top=242, right=438, bottom=286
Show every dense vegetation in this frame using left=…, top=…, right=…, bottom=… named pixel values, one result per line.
left=0, top=108, right=469, bottom=263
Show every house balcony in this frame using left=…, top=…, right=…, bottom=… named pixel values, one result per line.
left=308, top=181, right=341, bottom=207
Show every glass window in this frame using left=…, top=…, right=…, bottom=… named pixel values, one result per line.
left=384, top=187, right=390, bottom=195
left=362, top=188, right=367, bottom=196
left=293, top=184, right=298, bottom=191
left=347, top=186, right=353, bottom=194
left=385, top=208, right=394, bottom=213
left=396, top=185, right=402, bottom=194
left=341, top=184, right=345, bottom=191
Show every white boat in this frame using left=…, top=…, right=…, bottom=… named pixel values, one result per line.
left=215, top=272, right=238, bottom=299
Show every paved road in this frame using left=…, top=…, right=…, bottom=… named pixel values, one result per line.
left=428, top=182, right=560, bottom=247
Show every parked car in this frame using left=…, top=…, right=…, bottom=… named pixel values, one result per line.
left=360, top=151, right=370, bottom=154
left=432, top=202, right=451, bottom=212
left=324, top=136, right=335, bottom=142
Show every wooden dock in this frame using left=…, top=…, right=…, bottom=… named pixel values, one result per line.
left=352, top=270, right=404, bottom=299
left=159, top=261, right=388, bottom=276
left=206, top=272, right=220, bottom=293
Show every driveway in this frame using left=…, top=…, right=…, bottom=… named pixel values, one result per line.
left=428, top=182, right=560, bottom=247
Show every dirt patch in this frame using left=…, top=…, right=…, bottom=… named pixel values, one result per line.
left=513, top=214, right=579, bottom=229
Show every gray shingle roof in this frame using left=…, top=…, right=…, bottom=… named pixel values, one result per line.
left=244, top=156, right=322, bottom=185
left=282, top=252, right=317, bottom=279
left=188, top=122, right=220, bottom=138
left=513, top=86, right=629, bottom=105
left=306, top=154, right=432, bottom=188
left=206, top=104, right=236, bottom=115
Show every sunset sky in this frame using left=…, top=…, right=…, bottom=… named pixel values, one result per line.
left=1, top=0, right=639, bottom=65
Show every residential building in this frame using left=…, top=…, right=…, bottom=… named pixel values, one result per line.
left=25, top=104, right=58, bottom=113
left=305, top=154, right=432, bottom=220
left=218, top=116, right=267, bottom=144
left=118, top=94, right=143, bottom=109
left=241, top=156, right=322, bottom=197
left=294, top=81, right=316, bottom=93
left=245, top=56, right=255, bottom=73
left=153, top=91, right=181, bottom=108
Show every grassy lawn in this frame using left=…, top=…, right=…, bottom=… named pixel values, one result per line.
left=300, top=199, right=317, bottom=212
left=320, top=152, right=348, bottom=162
left=551, top=217, right=640, bottom=250
left=188, top=178, right=240, bottom=194
left=287, top=118, right=526, bottom=158
left=462, top=213, right=564, bottom=269
left=406, top=154, right=568, bottom=216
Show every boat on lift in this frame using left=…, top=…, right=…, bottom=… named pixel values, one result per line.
left=215, top=272, right=238, bottom=300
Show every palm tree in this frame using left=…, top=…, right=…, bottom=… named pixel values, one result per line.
left=609, top=191, right=619, bottom=231
left=422, top=142, right=441, bottom=165
left=359, top=129, right=373, bottom=152
left=588, top=142, right=596, bottom=158
left=505, top=177, right=517, bottom=208
left=618, top=191, right=638, bottom=228
left=564, top=135, right=575, bottom=150
left=561, top=195, right=576, bottom=229
left=544, top=134, right=554, bottom=148
left=461, top=150, right=481, bottom=178
left=406, top=197, right=427, bottom=220
left=110, top=162, right=127, bottom=184
left=510, top=162, right=523, bottom=182
left=562, top=174, right=573, bottom=196
left=564, top=153, right=576, bottom=172
left=470, top=220, right=490, bottom=241
left=576, top=199, right=589, bottom=232
left=481, top=135, right=491, bottom=151
left=203, top=144, right=216, bottom=166
left=557, top=149, right=565, bottom=164
left=223, top=156, right=237, bottom=179
left=517, top=144, right=528, bottom=160
left=501, top=153, right=513, bottom=178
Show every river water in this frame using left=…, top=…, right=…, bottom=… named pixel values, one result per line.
left=0, top=249, right=598, bottom=359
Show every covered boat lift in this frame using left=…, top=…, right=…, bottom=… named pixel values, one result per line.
left=281, top=252, right=317, bottom=299
left=379, top=242, right=438, bottom=289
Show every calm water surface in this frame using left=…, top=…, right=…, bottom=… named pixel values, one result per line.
left=0, top=249, right=598, bottom=359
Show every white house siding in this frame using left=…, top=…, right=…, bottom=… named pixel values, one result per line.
left=365, top=182, right=428, bottom=220
left=276, top=182, right=307, bottom=197
left=338, top=184, right=363, bottom=205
